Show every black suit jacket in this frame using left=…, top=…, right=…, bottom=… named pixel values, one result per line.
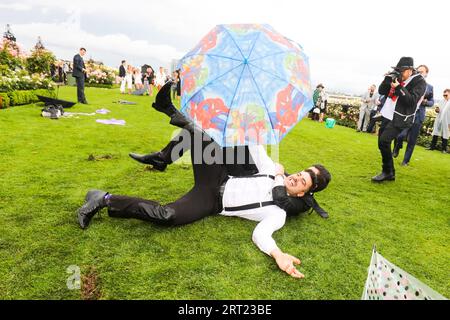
left=73, top=54, right=86, bottom=78
left=378, top=74, right=427, bottom=129
left=119, top=65, right=126, bottom=78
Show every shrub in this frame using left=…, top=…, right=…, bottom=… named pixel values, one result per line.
left=26, top=49, right=56, bottom=76
left=2, top=89, right=56, bottom=107
left=0, top=92, right=10, bottom=109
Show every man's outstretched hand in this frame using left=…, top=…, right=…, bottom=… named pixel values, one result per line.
left=271, top=249, right=304, bottom=279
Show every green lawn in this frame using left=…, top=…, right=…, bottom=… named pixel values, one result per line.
left=0, top=86, right=448, bottom=300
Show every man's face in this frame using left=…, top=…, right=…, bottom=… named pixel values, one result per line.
left=284, top=166, right=319, bottom=197
left=80, top=49, right=86, bottom=56
left=417, top=66, right=428, bottom=78
left=401, top=69, right=413, bottom=81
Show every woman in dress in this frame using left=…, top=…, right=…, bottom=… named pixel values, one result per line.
left=134, top=68, right=143, bottom=90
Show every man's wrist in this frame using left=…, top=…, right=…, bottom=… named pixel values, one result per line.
left=270, top=248, right=283, bottom=259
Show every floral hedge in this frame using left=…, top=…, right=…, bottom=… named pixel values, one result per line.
left=85, top=60, right=117, bottom=86
left=324, top=103, right=437, bottom=148
left=1, top=38, right=56, bottom=99
left=0, top=69, right=54, bottom=92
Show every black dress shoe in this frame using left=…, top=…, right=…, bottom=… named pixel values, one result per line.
left=78, top=190, right=107, bottom=229
left=152, top=81, right=178, bottom=117
left=129, top=152, right=167, bottom=171
left=371, top=172, right=395, bottom=183
left=401, top=162, right=409, bottom=167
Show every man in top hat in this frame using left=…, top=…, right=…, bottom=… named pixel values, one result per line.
left=372, top=57, right=426, bottom=182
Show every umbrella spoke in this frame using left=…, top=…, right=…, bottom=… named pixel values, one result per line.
left=248, top=62, right=308, bottom=97
left=248, top=50, right=300, bottom=63
left=182, top=53, right=243, bottom=62
left=246, top=64, right=276, bottom=136
left=221, top=25, right=246, bottom=61
left=223, top=64, right=247, bottom=146
left=181, top=63, right=244, bottom=111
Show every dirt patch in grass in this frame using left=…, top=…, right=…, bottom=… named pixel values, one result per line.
left=81, top=266, right=102, bottom=300
left=87, top=154, right=118, bottom=161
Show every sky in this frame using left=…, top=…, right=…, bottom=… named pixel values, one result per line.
left=1, top=0, right=449, bottom=95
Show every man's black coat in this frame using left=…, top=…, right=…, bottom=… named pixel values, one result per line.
left=378, top=74, right=427, bottom=129
left=119, top=65, right=126, bottom=78
left=73, top=54, right=86, bottom=79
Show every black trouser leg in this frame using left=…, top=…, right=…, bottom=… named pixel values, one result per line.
left=75, top=76, right=86, bottom=103
left=108, top=131, right=228, bottom=226
left=442, top=138, right=448, bottom=151
left=378, top=119, right=402, bottom=174
left=158, top=131, right=191, bottom=164
left=403, top=121, right=422, bottom=164
left=394, top=128, right=409, bottom=153
left=430, top=135, right=438, bottom=149
left=107, top=195, right=176, bottom=225
left=367, top=111, right=377, bottom=133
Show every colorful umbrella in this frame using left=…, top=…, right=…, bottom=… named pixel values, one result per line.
left=179, top=24, right=313, bottom=147
left=362, top=246, right=447, bottom=300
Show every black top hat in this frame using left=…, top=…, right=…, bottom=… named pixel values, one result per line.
left=316, top=83, right=324, bottom=89
left=392, top=57, right=415, bottom=71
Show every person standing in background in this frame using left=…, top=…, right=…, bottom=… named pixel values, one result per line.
left=155, top=67, right=167, bottom=90
left=134, top=67, right=143, bottom=90
left=124, top=64, right=134, bottom=94
left=312, top=84, right=324, bottom=121
left=73, top=48, right=88, bottom=104
left=319, top=88, right=328, bottom=123
left=357, top=85, right=378, bottom=132
left=427, top=89, right=450, bottom=153
left=119, top=60, right=127, bottom=94
left=143, top=67, right=155, bottom=96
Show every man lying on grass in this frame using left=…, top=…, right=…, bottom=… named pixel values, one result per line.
left=78, top=82, right=331, bottom=278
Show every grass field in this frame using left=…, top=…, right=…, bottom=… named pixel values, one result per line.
left=0, top=86, right=448, bottom=299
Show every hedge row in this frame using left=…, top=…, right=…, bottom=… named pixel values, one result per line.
left=324, top=103, right=438, bottom=148
left=0, top=89, right=56, bottom=109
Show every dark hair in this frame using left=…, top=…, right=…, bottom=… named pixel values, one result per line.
left=121, top=60, right=126, bottom=64
left=417, top=64, right=429, bottom=73
left=306, top=164, right=331, bottom=193
left=80, top=47, right=86, bottom=52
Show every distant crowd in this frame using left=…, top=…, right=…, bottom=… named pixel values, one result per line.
left=118, top=60, right=181, bottom=99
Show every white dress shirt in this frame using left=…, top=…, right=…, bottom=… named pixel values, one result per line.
left=219, top=145, right=286, bottom=256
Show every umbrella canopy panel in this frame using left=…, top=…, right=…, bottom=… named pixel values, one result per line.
left=179, top=24, right=313, bottom=147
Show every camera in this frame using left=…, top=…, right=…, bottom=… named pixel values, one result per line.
left=386, top=70, right=401, bottom=82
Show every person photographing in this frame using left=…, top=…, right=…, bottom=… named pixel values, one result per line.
left=372, top=57, right=426, bottom=182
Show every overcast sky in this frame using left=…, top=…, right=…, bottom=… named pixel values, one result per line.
left=1, top=0, right=448, bottom=95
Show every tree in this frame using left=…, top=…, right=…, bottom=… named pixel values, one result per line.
left=26, top=47, right=56, bottom=76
